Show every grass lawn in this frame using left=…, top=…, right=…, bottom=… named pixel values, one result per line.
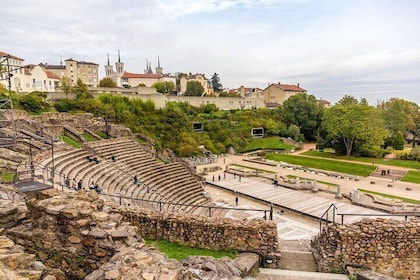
left=58, top=135, right=81, bottom=148
left=82, top=133, right=96, bottom=142
left=401, top=171, right=420, bottom=184
left=358, top=188, right=420, bottom=204
left=303, top=150, right=420, bottom=169
left=266, top=153, right=375, bottom=177
left=241, top=137, right=295, bottom=153
left=145, top=240, right=237, bottom=261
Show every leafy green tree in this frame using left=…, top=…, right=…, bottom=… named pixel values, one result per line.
left=151, top=81, right=175, bottom=93
left=282, top=92, right=322, bottom=141
left=185, top=81, right=204, bottom=96
left=322, top=97, right=388, bottom=157
left=379, top=98, right=417, bottom=133
left=19, top=92, right=49, bottom=114
left=210, top=73, right=222, bottom=92
left=60, top=77, right=73, bottom=99
left=73, top=79, right=92, bottom=100
left=99, top=77, right=117, bottom=88
left=391, top=131, right=405, bottom=150
left=203, top=104, right=217, bottom=113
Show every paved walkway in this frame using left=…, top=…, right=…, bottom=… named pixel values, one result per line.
left=207, top=175, right=386, bottom=224
left=200, top=154, right=419, bottom=242
left=199, top=154, right=420, bottom=204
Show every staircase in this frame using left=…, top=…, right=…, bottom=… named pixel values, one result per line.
left=255, top=240, right=348, bottom=280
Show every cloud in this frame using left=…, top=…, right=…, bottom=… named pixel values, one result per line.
left=1, top=0, right=420, bottom=105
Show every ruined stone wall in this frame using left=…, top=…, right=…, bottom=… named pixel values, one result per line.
left=1, top=189, right=274, bottom=279
left=312, top=218, right=420, bottom=279
left=120, top=206, right=278, bottom=255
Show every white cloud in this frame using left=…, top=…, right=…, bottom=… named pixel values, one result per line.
left=1, top=0, right=420, bottom=105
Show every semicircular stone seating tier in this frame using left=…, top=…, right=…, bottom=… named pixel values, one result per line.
left=82, top=138, right=211, bottom=212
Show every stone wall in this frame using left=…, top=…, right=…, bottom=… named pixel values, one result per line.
left=120, top=207, right=278, bottom=255
left=312, top=218, right=420, bottom=279
left=0, top=188, right=273, bottom=279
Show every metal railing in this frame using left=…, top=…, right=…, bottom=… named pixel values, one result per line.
left=319, top=203, right=337, bottom=231
left=99, top=192, right=273, bottom=220
left=319, top=203, right=420, bottom=230
left=337, top=213, right=420, bottom=225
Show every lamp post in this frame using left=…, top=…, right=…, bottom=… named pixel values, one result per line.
left=51, top=137, right=55, bottom=188
left=104, top=115, right=110, bottom=138
left=29, top=139, right=34, bottom=180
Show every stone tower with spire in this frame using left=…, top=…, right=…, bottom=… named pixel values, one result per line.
left=115, top=50, right=124, bottom=76
left=105, top=53, right=113, bottom=78
left=104, top=50, right=124, bottom=87
left=155, top=56, right=163, bottom=75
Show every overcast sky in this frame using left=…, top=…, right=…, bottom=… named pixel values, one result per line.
left=2, top=0, right=420, bottom=105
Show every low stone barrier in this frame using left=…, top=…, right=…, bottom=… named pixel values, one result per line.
left=312, top=218, right=420, bottom=279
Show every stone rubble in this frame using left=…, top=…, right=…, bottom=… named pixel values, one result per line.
left=0, top=186, right=262, bottom=279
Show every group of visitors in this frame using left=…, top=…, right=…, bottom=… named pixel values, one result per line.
left=65, top=177, right=84, bottom=191
left=133, top=175, right=150, bottom=193
left=89, top=181, right=102, bottom=193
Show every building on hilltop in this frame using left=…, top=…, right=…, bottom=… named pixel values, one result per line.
left=1, top=51, right=60, bottom=92
left=317, top=98, right=331, bottom=108
left=105, top=54, right=176, bottom=89
left=179, top=73, right=213, bottom=96
left=42, top=57, right=99, bottom=87
left=64, top=58, right=99, bottom=87
left=105, top=51, right=125, bottom=87
left=262, top=82, right=307, bottom=108
left=228, top=86, right=263, bottom=98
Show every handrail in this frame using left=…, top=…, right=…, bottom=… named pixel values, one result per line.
left=337, top=212, right=420, bottom=225
left=319, top=203, right=337, bottom=231
left=99, top=192, right=273, bottom=220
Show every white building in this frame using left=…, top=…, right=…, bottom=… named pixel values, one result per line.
left=1, top=51, right=60, bottom=92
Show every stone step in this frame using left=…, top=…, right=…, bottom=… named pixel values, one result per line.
left=279, top=250, right=318, bottom=272
left=256, top=268, right=348, bottom=280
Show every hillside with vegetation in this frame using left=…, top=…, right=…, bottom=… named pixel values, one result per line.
left=2, top=80, right=420, bottom=162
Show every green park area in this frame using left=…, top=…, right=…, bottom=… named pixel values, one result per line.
left=303, top=150, right=420, bottom=169
left=266, top=153, right=376, bottom=177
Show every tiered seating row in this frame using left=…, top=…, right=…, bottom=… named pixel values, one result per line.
left=35, top=137, right=211, bottom=214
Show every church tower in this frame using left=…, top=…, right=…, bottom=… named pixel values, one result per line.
left=115, top=50, right=124, bottom=75
left=155, top=56, right=163, bottom=75
left=104, top=53, right=113, bottom=78
left=145, top=59, right=153, bottom=74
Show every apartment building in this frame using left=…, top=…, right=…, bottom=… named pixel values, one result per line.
left=0, top=51, right=59, bottom=92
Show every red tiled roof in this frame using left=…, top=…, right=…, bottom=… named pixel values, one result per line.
left=24, top=64, right=35, bottom=75
left=122, top=71, right=161, bottom=79
left=317, top=99, right=330, bottom=105
left=46, top=71, right=59, bottom=79
left=273, top=83, right=307, bottom=92
left=0, top=51, right=24, bottom=61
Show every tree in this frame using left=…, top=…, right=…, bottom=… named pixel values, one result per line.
left=73, top=79, right=92, bottom=99
left=210, top=73, right=222, bottom=92
left=185, top=81, right=204, bottom=96
left=60, top=77, right=73, bottom=99
left=322, top=97, right=388, bottom=157
left=282, top=92, right=322, bottom=141
left=151, top=81, right=175, bottom=94
left=99, top=77, right=117, bottom=88
left=378, top=98, right=420, bottom=147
